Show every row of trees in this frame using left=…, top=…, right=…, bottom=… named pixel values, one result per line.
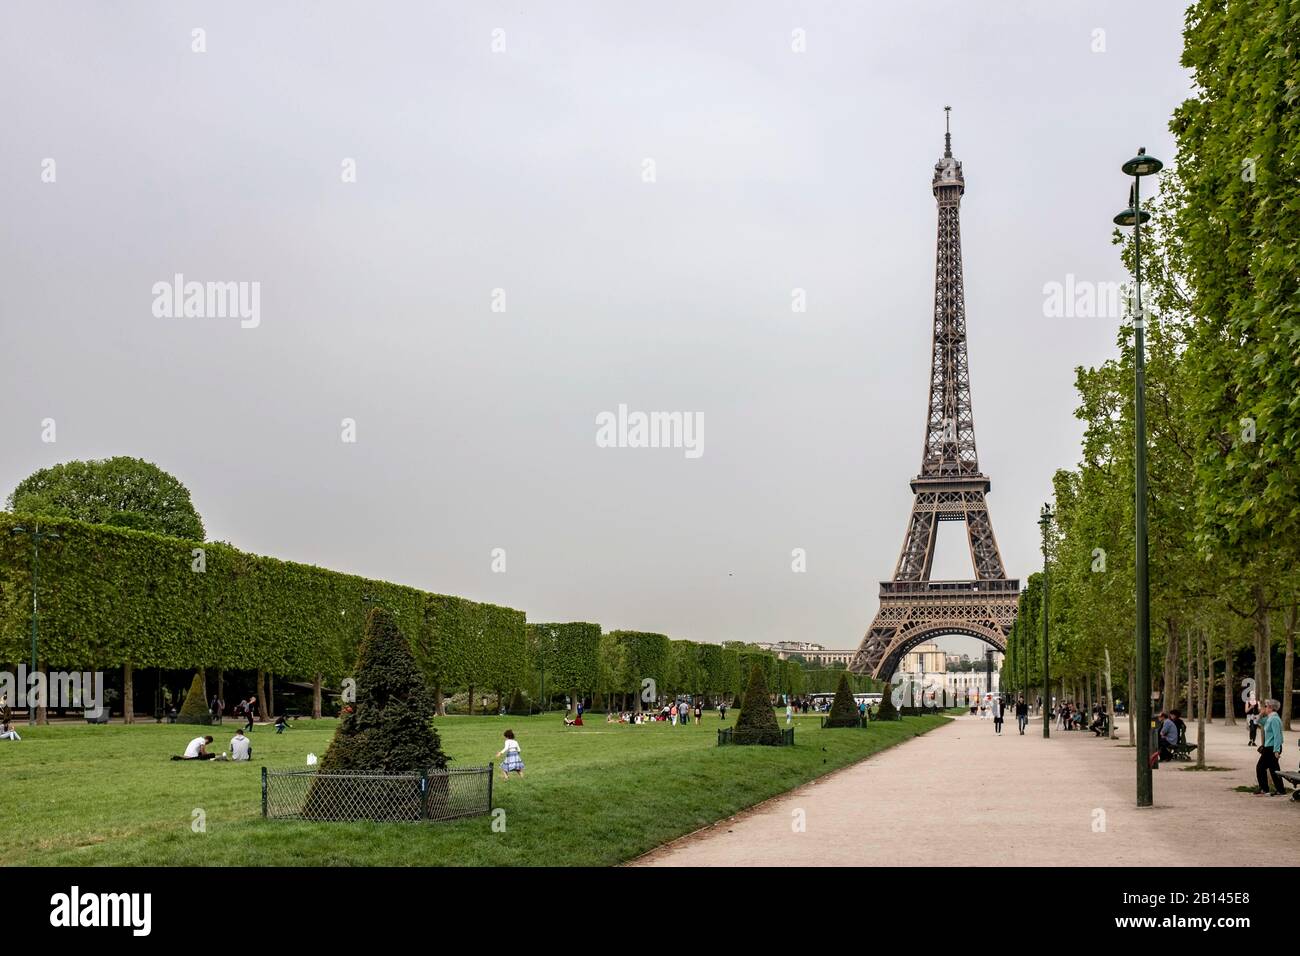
left=1002, top=0, right=1300, bottom=736
left=0, top=510, right=875, bottom=722
left=527, top=624, right=880, bottom=713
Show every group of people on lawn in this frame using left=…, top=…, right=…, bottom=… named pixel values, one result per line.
left=606, top=700, right=705, bottom=725
left=171, top=728, right=254, bottom=761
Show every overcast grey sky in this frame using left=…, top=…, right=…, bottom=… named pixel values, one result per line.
left=0, top=1, right=1191, bottom=654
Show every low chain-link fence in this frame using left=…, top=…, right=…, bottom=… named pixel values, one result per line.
left=262, top=765, right=493, bottom=822
left=717, top=726, right=794, bottom=747
left=821, top=715, right=866, bottom=728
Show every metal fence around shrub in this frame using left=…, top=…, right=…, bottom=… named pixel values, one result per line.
left=262, top=765, right=493, bottom=823
left=717, top=727, right=794, bottom=747
left=821, top=715, right=866, bottom=728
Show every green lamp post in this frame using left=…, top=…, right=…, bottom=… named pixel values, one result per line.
left=9, top=523, right=61, bottom=726
left=1038, top=504, right=1053, bottom=738
left=1114, top=146, right=1163, bottom=808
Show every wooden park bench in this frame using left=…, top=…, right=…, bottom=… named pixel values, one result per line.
left=1171, top=727, right=1198, bottom=761
left=1278, top=771, right=1300, bottom=801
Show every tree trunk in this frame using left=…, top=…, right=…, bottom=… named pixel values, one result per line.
left=312, top=673, right=322, bottom=719
left=1127, top=661, right=1135, bottom=747
left=267, top=673, right=275, bottom=718
left=467, top=685, right=475, bottom=716
left=1104, top=649, right=1115, bottom=740
left=1186, top=630, right=1195, bottom=721
left=571, top=687, right=579, bottom=717
left=123, top=662, right=134, bottom=724
left=1196, top=629, right=1206, bottom=769
left=217, top=667, right=224, bottom=713
left=1163, top=618, right=1180, bottom=713
left=1254, top=585, right=1272, bottom=703
left=1224, top=642, right=1236, bottom=726
left=256, top=668, right=267, bottom=720
left=1283, top=603, right=1296, bottom=731
left=434, top=684, right=445, bottom=716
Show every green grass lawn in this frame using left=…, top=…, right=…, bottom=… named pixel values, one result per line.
left=1, top=710, right=949, bottom=866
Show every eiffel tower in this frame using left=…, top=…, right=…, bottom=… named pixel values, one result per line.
left=850, top=109, right=1019, bottom=679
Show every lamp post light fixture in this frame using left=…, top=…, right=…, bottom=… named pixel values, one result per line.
left=1115, top=145, right=1163, bottom=808
left=1020, top=588, right=1030, bottom=705
left=9, top=523, right=61, bottom=726
left=1038, top=503, right=1053, bottom=739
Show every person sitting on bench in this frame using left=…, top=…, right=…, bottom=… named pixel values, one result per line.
left=171, top=735, right=217, bottom=760
left=1157, top=712, right=1177, bottom=761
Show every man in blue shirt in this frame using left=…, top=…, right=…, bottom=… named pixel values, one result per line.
left=1255, top=698, right=1286, bottom=796
left=1158, top=711, right=1178, bottom=762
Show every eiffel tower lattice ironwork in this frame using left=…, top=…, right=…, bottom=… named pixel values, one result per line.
left=850, top=109, right=1019, bottom=680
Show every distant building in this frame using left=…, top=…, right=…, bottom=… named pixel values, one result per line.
left=902, top=643, right=946, bottom=675
left=758, top=642, right=856, bottom=667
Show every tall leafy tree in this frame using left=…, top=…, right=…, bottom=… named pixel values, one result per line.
left=7, top=456, right=204, bottom=540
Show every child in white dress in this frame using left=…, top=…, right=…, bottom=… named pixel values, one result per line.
left=496, top=729, right=524, bottom=780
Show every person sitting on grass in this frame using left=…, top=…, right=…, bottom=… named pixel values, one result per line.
left=274, top=714, right=289, bottom=735
left=0, top=720, right=19, bottom=742
left=496, top=729, right=524, bottom=781
left=171, top=735, right=217, bottom=760
left=230, top=728, right=252, bottom=761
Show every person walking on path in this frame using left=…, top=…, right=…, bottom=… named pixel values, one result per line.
left=244, top=695, right=257, bottom=732
left=1015, top=696, right=1029, bottom=735
left=993, top=697, right=1004, bottom=735
left=786, top=702, right=793, bottom=726
left=1247, top=699, right=1261, bottom=746
left=718, top=701, right=727, bottom=721
left=1255, top=699, right=1286, bottom=796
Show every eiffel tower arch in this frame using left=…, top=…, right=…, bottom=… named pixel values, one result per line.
left=851, top=110, right=1019, bottom=681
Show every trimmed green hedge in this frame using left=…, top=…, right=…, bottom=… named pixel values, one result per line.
left=525, top=622, right=600, bottom=703
left=609, top=630, right=669, bottom=703
left=0, top=512, right=524, bottom=694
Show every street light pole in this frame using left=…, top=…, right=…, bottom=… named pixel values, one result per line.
left=1039, top=504, right=1053, bottom=738
left=1115, top=146, right=1163, bottom=808
left=1021, top=591, right=1030, bottom=704
left=9, top=522, right=61, bottom=726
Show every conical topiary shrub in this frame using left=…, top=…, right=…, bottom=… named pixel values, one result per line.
left=876, top=682, right=899, bottom=721
left=732, top=664, right=784, bottom=745
left=306, top=607, right=448, bottom=821
left=824, top=671, right=862, bottom=727
left=177, top=671, right=211, bottom=725
left=319, top=607, right=447, bottom=774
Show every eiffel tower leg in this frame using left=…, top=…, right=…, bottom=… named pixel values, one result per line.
left=962, top=492, right=1007, bottom=580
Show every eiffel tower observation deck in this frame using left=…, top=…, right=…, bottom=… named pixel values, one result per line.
left=851, top=109, right=1019, bottom=680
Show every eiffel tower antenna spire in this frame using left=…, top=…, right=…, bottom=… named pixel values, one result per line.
left=851, top=121, right=1017, bottom=681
